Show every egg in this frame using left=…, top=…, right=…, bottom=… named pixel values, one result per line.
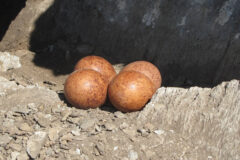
left=108, top=71, right=155, bottom=112
left=121, top=61, right=162, bottom=91
left=64, top=69, right=108, bottom=109
left=74, top=55, right=116, bottom=83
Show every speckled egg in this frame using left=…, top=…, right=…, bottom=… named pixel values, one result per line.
left=121, top=61, right=162, bottom=91
left=64, top=69, right=108, bottom=109
left=74, top=55, right=116, bottom=83
left=108, top=71, right=155, bottom=112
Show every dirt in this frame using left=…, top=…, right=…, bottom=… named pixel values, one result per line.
left=0, top=1, right=239, bottom=158
left=1, top=50, right=67, bottom=92
left=1, top=49, right=239, bottom=160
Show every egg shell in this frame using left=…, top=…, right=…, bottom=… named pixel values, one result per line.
left=108, top=71, right=155, bottom=112
left=74, top=55, right=116, bottom=83
left=64, top=69, right=108, bottom=109
left=121, top=61, right=162, bottom=91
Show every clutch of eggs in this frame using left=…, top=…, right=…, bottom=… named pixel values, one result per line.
left=64, top=55, right=116, bottom=109
left=64, top=55, right=162, bottom=112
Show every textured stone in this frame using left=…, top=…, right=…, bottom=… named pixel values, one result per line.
left=0, top=134, right=12, bottom=147
left=34, top=112, right=52, bottom=127
left=48, top=127, right=62, bottom=142
left=104, top=123, right=116, bottom=131
left=138, top=80, right=240, bottom=159
left=27, top=131, right=48, bottom=159
left=0, top=81, right=61, bottom=111
left=11, top=152, right=20, bottom=160
left=18, top=123, right=33, bottom=132
left=60, top=109, right=72, bottom=121
left=8, top=143, right=23, bottom=152
left=128, top=150, right=138, bottom=160
left=16, top=152, right=29, bottom=160
left=0, top=52, right=21, bottom=72
left=80, top=118, right=97, bottom=131
left=0, top=77, right=22, bottom=97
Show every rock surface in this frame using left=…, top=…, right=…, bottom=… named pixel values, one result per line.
left=139, top=79, right=240, bottom=159
left=0, top=52, right=21, bottom=72
left=27, top=131, right=48, bottom=159
left=0, top=69, right=239, bottom=159
left=0, top=0, right=240, bottom=86
left=0, top=1, right=240, bottom=158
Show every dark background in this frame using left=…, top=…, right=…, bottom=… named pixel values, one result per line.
left=1, top=0, right=240, bottom=87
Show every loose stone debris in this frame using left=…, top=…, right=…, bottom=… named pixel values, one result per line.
left=0, top=50, right=239, bottom=160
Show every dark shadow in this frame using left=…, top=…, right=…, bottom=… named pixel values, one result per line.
left=58, top=91, right=117, bottom=113
left=29, top=0, right=240, bottom=88
left=0, top=0, right=26, bottom=41
left=100, top=99, right=118, bottom=113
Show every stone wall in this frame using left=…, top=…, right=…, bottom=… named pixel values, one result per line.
left=1, top=0, right=240, bottom=86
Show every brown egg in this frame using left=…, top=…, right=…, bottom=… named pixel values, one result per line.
left=74, top=55, right=116, bottom=83
left=121, top=61, right=162, bottom=91
left=108, top=71, right=155, bottom=112
left=64, top=69, right=108, bottom=109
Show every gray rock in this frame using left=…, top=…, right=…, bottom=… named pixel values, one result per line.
left=51, top=105, right=65, bottom=114
left=0, top=52, right=21, bottom=72
left=79, top=118, right=97, bottom=131
left=138, top=80, right=240, bottom=159
left=27, top=131, right=48, bottom=159
left=1, top=118, right=19, bottom=135
left=0, top=86, right=61, bottom=111
left=94, top=143, right=104, bottom=156
left=11, top=151, right=20, bottom=160
left=145, top=150, right=156, bottom=159
left=113, top=64, right=125, bottom=74
left=18, top=123, right=33, bottom=132
left=71, top=129, right=81, bottom=136
left=45, top=148, right=54, bottom=156
left=60, top=133, right=73, bottom=142
left=12, top=105, right=31, bottom=115
left=69, top=147, right=81, bottom=155
left=60, top=109, right=72, bottom=121
left=0, top=155, right=4, bottom=160
left=119, top=122, right=129, bottom=130
left=114, top=111, right=126, bottom=119
left=16, top=152, right=29, bottom=160
left=122, top=127, right=137, bottom=138
left=9, top=143, right=23, bottom=152
left=0, top=134, right=12, bottom=147
left=34, top=112, right=52, bottom=127
left=137, top=128, right=149, bottom=137
left=67, top=117, right=81, bottom=124
left=153, top=129, right=165, bottom=135
left=143, top=123, right=155, bottom=132
left=0, top=77, right=22, bottom=97
left=48, top=127, right=62, bottom=142
left=80, top=154, right=89, bottom=160
left=128, top=150, right=138, bottom=160
left=27, top=103, right=38, bottom=113
left=104, top=123, right=116, bottom=131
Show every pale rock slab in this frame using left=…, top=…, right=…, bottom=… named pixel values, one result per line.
left=26, top=131, right=48, bottom=159
left=0, top=52, right=21, bottom=72
left=138, top=80, right=240, bottom=159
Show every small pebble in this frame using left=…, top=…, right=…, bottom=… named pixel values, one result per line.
left=128, top=150, right=138, bottom=160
